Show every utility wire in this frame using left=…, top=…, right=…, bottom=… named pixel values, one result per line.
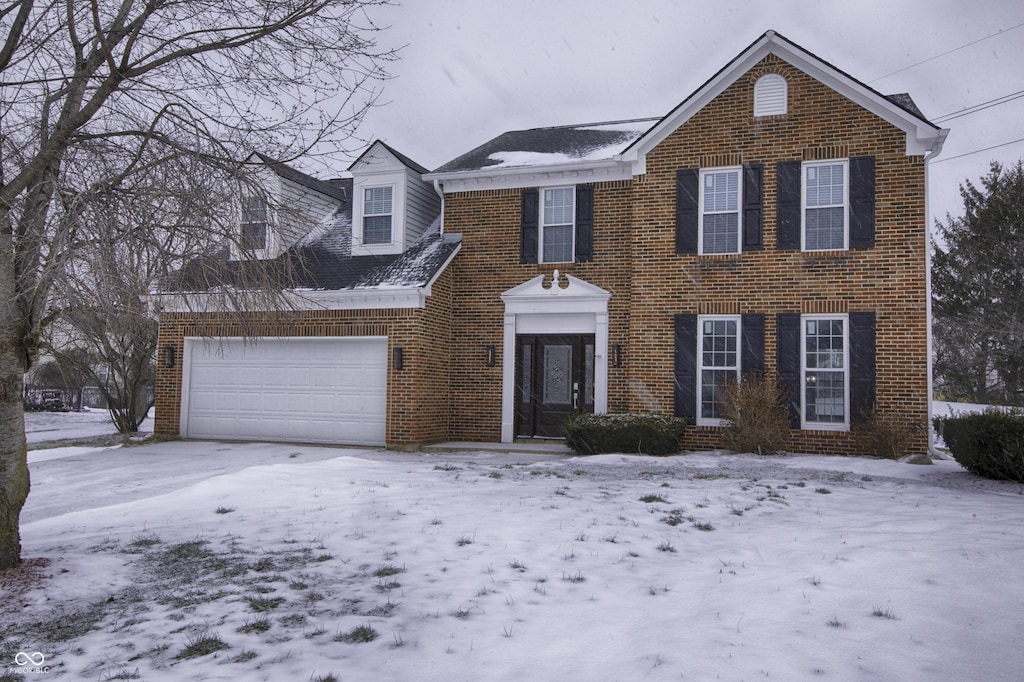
left=869, top=21, right=1024, bottom=83
left=932, top=137, right=1024, bottom=164
left=934, top=89, right=1024, bottom=122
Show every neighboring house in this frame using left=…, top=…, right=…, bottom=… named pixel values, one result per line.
left=154, top=30, right=948, bottom=455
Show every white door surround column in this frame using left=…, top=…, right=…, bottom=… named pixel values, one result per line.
left=500, top=270, right=611, bottom=442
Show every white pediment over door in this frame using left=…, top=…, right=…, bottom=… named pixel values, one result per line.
left=499, top=270, right=611, bottom=442
left=501, top=269, right=611, bottom=316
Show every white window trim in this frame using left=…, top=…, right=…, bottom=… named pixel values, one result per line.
left=236, top=193, right=278, bottom=260
left=800, top=313, right=850, bottom=431
left=352, top=174, right=405, bottom=256
left=801, top=158, right=849, bottom=252
left=696, top=314, right=741, bottom=427
left=361, top=185, right=394, bottom=246
left=698, top=167, right=743, bottom=255
left=539, top=186, right=576, bottom=264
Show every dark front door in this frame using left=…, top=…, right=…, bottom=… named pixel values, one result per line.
left=515, top=334, right=595, bottom=438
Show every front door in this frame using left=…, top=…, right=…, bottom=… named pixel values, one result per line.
left=515, top=335, right=595, bottom=438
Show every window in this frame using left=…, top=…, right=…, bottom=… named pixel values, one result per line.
left=541, top=187, right=575, bottom=263
left=240, top=195, right=268, bottom=251
left=698, top=316, right=740, bottom=423
left=754, top=74, right=787, bottom=117
left=362, top=186, right=393, bottom=245
left=803, top=160, right=848, bottom=251
left=699, top=168, right=741, bottom=254
left=802, top=315, right=849, bottom=428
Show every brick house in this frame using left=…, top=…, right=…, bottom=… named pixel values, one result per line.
left=155, top=31, right=948, bottom=455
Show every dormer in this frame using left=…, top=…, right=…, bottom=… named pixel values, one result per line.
left=233, top=153, right=348, bottom=261
left=349, top=141, right=441, bottom=256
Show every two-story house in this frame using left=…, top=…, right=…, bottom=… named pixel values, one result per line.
left=154, top=31, right=947, bottom=455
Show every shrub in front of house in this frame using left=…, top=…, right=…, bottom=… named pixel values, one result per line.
left=719, top=374, right=790, bottom=456
left=562, top=413, right=687, bottom=456
left=938, top=408, right=1024, bottom=482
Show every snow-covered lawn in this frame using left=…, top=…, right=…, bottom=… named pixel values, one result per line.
left=5, top=436, right=1024, bottom=681
left=24, top=408, right=153, bottom=445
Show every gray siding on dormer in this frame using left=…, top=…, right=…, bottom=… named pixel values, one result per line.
left=403, top=165, right=442, bottom=247
left=276, top=178, right=344, bottom=253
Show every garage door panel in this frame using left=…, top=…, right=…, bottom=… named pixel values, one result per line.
left=184, top=337, right=387, bottom=446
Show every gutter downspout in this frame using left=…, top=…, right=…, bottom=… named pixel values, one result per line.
left=924, top=129, right=952, bottom=460
left=433, top=179, right=445, bottom=235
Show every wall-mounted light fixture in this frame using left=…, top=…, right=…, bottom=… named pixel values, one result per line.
left=485, top=344, right=496, bottom=367
left=393, top=346, right=404, bottom=371
left=163, top=345, right=176, bottom=368
left=611, top=343, right=622, bottom=368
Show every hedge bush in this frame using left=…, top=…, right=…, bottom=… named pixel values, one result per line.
left=562, top=413, right=687, bottom=456
left=937, top=408, right=1024, bottom=482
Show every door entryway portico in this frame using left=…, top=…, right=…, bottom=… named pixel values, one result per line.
left=500, top=270, right=611, bottom=442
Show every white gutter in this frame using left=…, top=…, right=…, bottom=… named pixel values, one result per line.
left=433, top=178, right=445, bottom=234
left=924, top=128, right=952, bottom=460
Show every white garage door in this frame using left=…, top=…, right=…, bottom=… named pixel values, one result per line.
left=182, top=337, right=387, bottom=446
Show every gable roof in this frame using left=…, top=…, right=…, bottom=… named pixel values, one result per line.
left=429, top=30, right=948, bottom=189
left=349, top=140, right=432, bottom=175
left=622, top=30, right=946, bottom=163
left=252, top=152, right=349, bottom=203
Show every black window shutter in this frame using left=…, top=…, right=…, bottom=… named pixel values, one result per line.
left=674, top=314, right=697, bottom=422
left=776, top=313, right=802, bottom=428
left=776, top=161, right=801, bottom=250
left=520, top=188, right=539, bottom=264
left=849, top=157, right=876, bottom=249
left=849, top=311, right=876, bottom=424
left=575, top=184, right=594, bottom=262
left=741, top=313, right=765, bottom=376
left=675, top=169, right=698, bottom=254
left=742, top=164, right=763, bottom=251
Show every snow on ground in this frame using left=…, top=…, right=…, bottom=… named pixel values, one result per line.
left=5, top=430, right=1024, bottom=681
left=24, top=408, right=153, bottom=445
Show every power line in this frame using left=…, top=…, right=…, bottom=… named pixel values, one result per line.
left=932, top=137, right=1024, bottom=164
left=934, top=89, right=1024, bottom=123
left=869, top=21, right=1024, bottom=83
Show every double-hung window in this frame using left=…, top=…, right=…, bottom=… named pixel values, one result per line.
left=699, top=168, right=741, bottom=254
left=240, top=195, right=268, bottom=251
left=698, top=316, right=740, bottom=424
left=541, top=187, right=575, bottom=263
left=802, top=315, right=849, bottom=428
left=363, top=186, right=393, bottom=245
left=803, top=160, right=848, bottom=251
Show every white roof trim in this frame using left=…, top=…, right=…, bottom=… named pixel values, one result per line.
left=154, top=286, right=428, bottom=314
left=427, top=158, right=633, bottom=193
left=620, top=31, right=947, bottom=162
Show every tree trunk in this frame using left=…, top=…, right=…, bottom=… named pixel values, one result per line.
left=0, top=347, right=28, bottom=570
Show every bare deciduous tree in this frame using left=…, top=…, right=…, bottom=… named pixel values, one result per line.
left=0, top=0, right=395, bottom=569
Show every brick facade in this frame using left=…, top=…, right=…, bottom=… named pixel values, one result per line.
left=154, top=268, right=453, bottom=448
left=442, top=55, right=932, bottom=455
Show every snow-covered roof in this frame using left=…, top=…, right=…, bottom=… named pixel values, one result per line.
left=431, top=119, right=658, bottom=174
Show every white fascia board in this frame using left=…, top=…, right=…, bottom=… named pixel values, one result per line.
left=154, top=287, right=427, bottom=313
left=425, top=158, right=635, bottom=193
left=622, top=33, right=946, bottom=163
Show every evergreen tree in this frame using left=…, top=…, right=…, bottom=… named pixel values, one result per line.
left=933, top=161, right=1024, bottom=405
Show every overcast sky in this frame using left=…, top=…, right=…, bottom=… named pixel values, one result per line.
left=333, top=0, right=1024, bottom=224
